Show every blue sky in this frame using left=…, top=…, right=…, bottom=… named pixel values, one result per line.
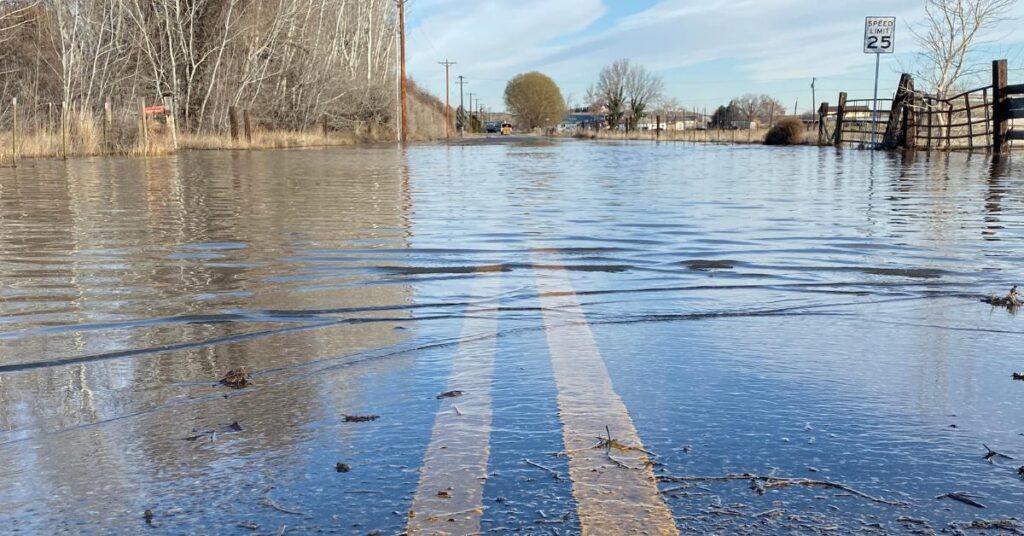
left=405, top=0, right=1024, bottom=115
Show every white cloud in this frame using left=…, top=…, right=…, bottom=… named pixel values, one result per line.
left=406, top=0, right=1024, bottom=107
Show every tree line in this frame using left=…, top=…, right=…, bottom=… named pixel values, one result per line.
left=0, top=0, right=399, bottom=133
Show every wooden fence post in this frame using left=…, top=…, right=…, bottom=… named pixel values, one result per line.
left=103, top=100, right=112, bottom=154
left=228, top=106, right=240, bottom=141
left=138, top=97, right=148, bottom=154
left=164, top=96, right=178, bottom=150
left=903, top=86, right=917, bottom=151
left=833, top=92, right=847, bottom=145
left=818, top=102, right=829, bottom=145
left=11, top=97, right=16, bottom=167
left=883, top=73, right=913, bottom=149
left=243, top=109, right=252, bottom=143
left=655, top=114, right=661, bottom=140
left=993, top=59, right=1009, bottom=155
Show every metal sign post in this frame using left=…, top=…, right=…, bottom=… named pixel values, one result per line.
left=864, top=16, right=895, bottom=148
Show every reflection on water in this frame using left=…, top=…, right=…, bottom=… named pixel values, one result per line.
left=1, top=142, right=1023, bottom=533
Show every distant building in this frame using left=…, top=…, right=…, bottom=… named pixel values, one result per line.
left=730, top=120, right=758, bottom=130
left=825, top=105, right=872, bottom=120
left=640, top=112, right=710, bottom=131
left=558, top=113, right=606, bottom=131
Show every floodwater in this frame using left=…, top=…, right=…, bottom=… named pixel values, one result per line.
left=1, top=139, right=1023, bottom=535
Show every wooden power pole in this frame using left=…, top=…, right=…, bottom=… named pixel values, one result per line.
left=398, top=0, right=408, bottom=144
left=456, top=75, right=467, bottom=136
left=438, top=59, right=456, bottom=140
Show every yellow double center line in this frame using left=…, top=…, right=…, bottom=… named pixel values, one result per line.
left=408, top=258, right=677, bottom=535
left=407, top=273, right=500, bottom=535
left=535, top=258, right=678, bottom=535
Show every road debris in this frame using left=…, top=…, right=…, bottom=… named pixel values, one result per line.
left=183, top=422, right=245, bottom=442
left=983, top=286, right=1021, bottom=309
left=656, top=473, right=909, bottom=507
left=983, top=444, right=1014, bottom=463
left=220, top=367, right=253, bottom=388
left=936, top=492, right=986, bottom=509
left=343, top=415, right=380, bottom=423
left=950, top=518, right=1023, bottom=534
left=260, top=498, right=304, bottom=516
left=522, top=458, right=563, bottom=480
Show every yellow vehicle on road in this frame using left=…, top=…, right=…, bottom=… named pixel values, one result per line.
left=500, top=122, right=513, bottom=136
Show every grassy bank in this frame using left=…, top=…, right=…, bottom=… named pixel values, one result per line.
left=571, top=128, right=771, bottom=144
left=0, top=91, right=448, bottom=165
left=569, top=127, right=826, bottom=146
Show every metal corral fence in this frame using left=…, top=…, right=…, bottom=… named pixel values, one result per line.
left=817, top=59, right=1022, bottom=154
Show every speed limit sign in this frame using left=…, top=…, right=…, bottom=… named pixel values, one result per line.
left=864, top=16, right=895, bottom=54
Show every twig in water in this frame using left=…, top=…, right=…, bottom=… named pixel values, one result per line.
left=936, top=492, right=986, bottom=509
left=951, top=518, right=1023, bottom=534
left=656, top=473, right=908, bottom=507
left=275, top=525, right=287, bottom=536
left=983, top=444, right=1014, bottom=463
left=260, top=498, right=305, bottom=516
left=452, top=405, right=463, bottom=416
left=522, top=458, right=563, bottom=480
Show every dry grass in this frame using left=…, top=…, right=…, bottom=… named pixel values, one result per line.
left=570, top=127, right=773, bottom=145
left=567, top=125, right=826, bottom=146
left=764, top=117, right=806, bottom=145
left=0, top=89, right=450, bottom=165
left=0, top=111, right=175, bottom=164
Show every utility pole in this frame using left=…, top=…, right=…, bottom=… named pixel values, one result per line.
left=398, top=0, right=408, bottom=144
left=438, top=59, right=456, bottom=140
left=456, top=75, right=467, bottom=136
left=467, top=92, right=475, bottom=131
left=811, top=78, right=816, bottom=126
left=793, top=98, right=798, bottom=116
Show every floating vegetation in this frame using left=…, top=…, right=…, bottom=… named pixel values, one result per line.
left=983, top=286, right=1021, bottom=310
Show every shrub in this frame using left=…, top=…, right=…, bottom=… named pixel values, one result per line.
left=764, top=117, right=806, bottom=145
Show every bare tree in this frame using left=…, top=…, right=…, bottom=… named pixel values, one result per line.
left=735, top=94, right=760, bottom=124
left=625, top=62, right=663, bottom=130
left=0, top=0, right=402, bottom=134
left=911, top=0, right=1019, bottom=98
left=594, top=59, right=629, bottom=129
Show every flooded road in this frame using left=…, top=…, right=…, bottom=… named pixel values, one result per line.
left=2, top=140, right=1024, bottom=534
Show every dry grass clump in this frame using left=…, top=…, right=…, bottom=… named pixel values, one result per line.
left=764, top=117, right=806, bottom=145
left=0, top=110, right=174, bottom=163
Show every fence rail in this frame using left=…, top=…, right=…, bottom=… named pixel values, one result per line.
left=819, top=59, right=1020, bottom=154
